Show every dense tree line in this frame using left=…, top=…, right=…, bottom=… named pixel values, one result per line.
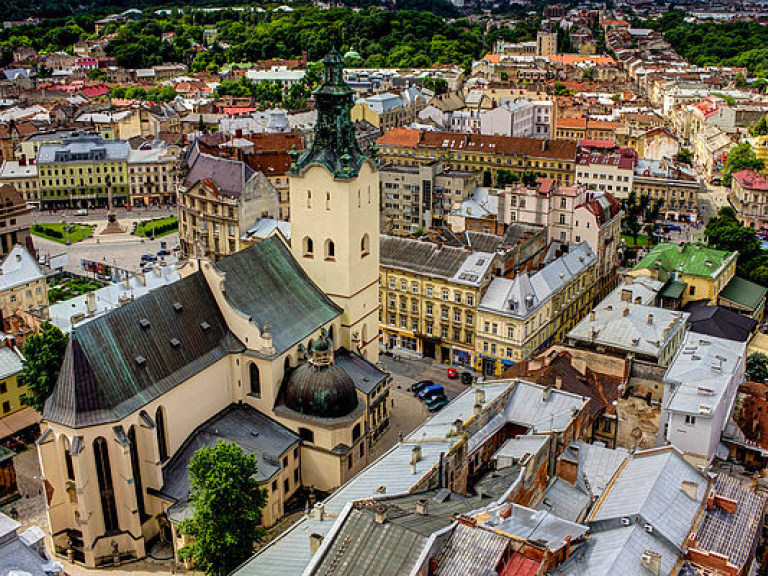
left=705, top=206, right=768, bottom=286
left=649, top=10, right=768, bottom=79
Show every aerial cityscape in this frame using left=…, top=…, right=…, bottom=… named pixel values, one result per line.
left=3, top=0, right=768, bottom=575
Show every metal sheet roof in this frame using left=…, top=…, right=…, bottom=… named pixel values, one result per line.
left=434, top=523, right=509, bottom=576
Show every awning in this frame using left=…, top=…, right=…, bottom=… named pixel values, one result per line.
left=0, top=407, right=40, bottom=440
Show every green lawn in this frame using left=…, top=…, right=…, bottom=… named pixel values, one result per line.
left=31, top=223, right=94, bottom=244
left=48, top=277, right=104, bottom=304
left=622, top=234, right=649, bottom=247
left=133, top=216, right=178, bottom=238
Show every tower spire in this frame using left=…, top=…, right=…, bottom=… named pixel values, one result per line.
left=290, top=49, right=367, bottom=179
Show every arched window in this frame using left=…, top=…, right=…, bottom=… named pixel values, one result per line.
left=325, top=239, right=335, bottom=260
left=249, top=362, right=261, bottom=397
left=93, top=437, right=119, bottom=533
left=127, top=426, right=147, bottom=521
left=155, top=407, right=168, bottom=462
left=303, top=237, right=314, bottom=257
left=361, top=234, right=370, bottom=257
left=298, top=427, right=314, bottom=443
left=352, top=423, right=361, bottom=442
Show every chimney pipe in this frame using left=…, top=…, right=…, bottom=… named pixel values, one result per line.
left=474, top=403, right=482, bottom=417
left=411, top=445, right=422, bottom=464
left=374, top=506, right=388, bottom=525
left=475, top=388, right=485, bottom=405
left=623, top=307, right=629, bottom=317
left=647, top=314, right=654, bottom=325
left=309, top=532, right=324, bottom=555
left=555, top=376, right=562, bottom=390
left=416, top=499, right=429, bottom=516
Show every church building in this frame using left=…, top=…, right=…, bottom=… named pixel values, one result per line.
left=35, top=49, right=388, bottom=568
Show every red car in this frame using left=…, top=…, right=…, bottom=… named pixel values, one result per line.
left=447, top=367, right=458, bottom=379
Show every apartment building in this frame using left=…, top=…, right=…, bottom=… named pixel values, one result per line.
left=380, top=161, right=479, bottom=235
left=501, top=179, right=622, bottom=296
left=476, top=242, right=596, bottom=376
left=574, top=146, right=636, bottom=199
left=178, top=142, right=279, bottom=261
left=731, top=169, right=768, bottom=231
left=127, top=144, right=177, bottom=206
left=480, top=100, right=553, bottom=139
left=351, top=89, right=428, bottom=131
left=0, top=340, right=25, bottom=421
left=379, top=236, right=495, bottom=365
left=554, top=118, right=620, bottom=142
left=633, top=158, right=700, bottom=221
left=0, top=159, right=38, bottom=207
left=0, top=185, right=32, bottom=257
left=377, top=129, right=577, bottom=186
left=0, top=245, right=48, bottom=320
left=36, top=133, right=130, bottom=209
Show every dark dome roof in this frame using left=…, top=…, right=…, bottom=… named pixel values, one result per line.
left=283, top=362, right=358, bottom=418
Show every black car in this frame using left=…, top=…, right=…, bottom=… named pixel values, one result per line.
left=426, top=396, right=449, bottom=412
left=157, top=248, right=171, bottom=256
left=141, top=254, right=158, bottom=262
left=412, top=380, right=435, bottom=395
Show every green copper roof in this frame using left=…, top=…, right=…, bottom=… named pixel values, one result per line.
left=290, top=49, right=368, bottom=179
left=633, top=242, right=736, bottom=279
left=719, top=275, right=768, bottom=311
left=660, top=279, right=686, bottom=299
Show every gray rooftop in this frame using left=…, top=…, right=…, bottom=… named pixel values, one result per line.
left=434, top=522, right=510, bottom=576
left=567, top=302, right=688, bottom=359
left=478, top=503, right=588, bottom=551
left=537, top=477, right=591, bottom=523
left=0, top=512, right=62, bottom=576
left=36, top=133, right=130, bottom=164
left=600, top=276, right=664, bottom=308
left=158, top=404, right=299, bottom=505
left=0, top=245, right=44, bottom=293
left=664, top=332, right=745, bottom=417
left=0, top=346, right=23, bottom=380
left=380, top=236, right=494, bottom=287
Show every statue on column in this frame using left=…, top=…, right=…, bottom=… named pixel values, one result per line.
left=101, top=174, right=125, bottom=234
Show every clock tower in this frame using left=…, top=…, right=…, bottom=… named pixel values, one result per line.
left=289, top=49, right=380, bottom=362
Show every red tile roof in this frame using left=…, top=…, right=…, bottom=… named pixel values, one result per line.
left=500, top=553, right=541, bottom=576
left=378, top=129, right=577, bottom=160
left=578, top=139, right=617, bottom=149
left=733, top=170, right=768, bottom=191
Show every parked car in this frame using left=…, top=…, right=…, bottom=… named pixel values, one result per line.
left=421, top=387, right=446, bottom=402
left=460, top=372, right=474, bottom=386
left=447, top=367, right=458, bottom=379
left=418, top=384, right=444, bottom=400
left=74, top=209, right=88, bottom=216
left=666, top=224, right=682, bottom=231
left=141, top=254, right=158, bottom=263
left=157, top=248, right=171, bottom=256
left=426, top=396, right=449, bottom=412
left=412, top=380, right=435, bottom=395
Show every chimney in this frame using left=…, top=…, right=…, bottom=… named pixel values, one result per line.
left=647, top=314, right=654, bottom=325
left=475, top=388, right=485, bottom=405
left=235, top=128, right=243, bottom=138
left=411, top=445, right=422, bottom=464
left=681, top=480, right=698, bottom=500
left=590, top=311, right=595, bottom=321
left=86, top=291, right=96, bottom=315
left=19, top=155, right=26, bottom=166
left=376, top=485, right=387, bottom=494
left=623, top=307, right=629, bottom=317
left=498, top=504, right=512, bottom=519
left=474, top=403, right=482, bottom=417
left=309, top=532, right=324, bottom=555
left=416, top=499, right=429, bottom=516
left=374, top=506, right=388, bottom=525
left=543, top=386, right=552, bottom=401
left=625, top=276, right=633, bottom=285
left=555, top=376, right=563, bottom=390
left=640, top=550, right=662, bottom=576
left=311, top=503, right=325, bottom=521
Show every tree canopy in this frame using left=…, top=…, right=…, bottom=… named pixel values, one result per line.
left=178, top=440, right=267, bottom=576
left=705, top=206, right=768, bottom=286
left=723, top=143, right=765, bottom=186
left=747, top=352, right=768, bottom=383
left=19, top=322, right=68, bottom=413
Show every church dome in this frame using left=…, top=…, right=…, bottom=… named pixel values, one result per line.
left=283, top=362, right=358, bottom=418
left=344, top=50, right=361, bottom=60
left=283, top=329, right=358, bottom=418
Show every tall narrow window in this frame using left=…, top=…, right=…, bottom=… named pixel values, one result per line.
left=361, top=233, right=370, bottom=257
left=93, top=437, right=119, bottom=533
left=306, top=190, right=311, bottom=208
left=127, top=426, right=147, bottom=521
left=325, top=239, right=335, bottom=260
left=249, top=362, right=261, bottom=396
left=155, top=407, right=168, bottom=462
left=325, top=192, right=330, bottom=210
left=303, top=237, right=314, bottom=257
left=62, top=437, right=75, bottom=481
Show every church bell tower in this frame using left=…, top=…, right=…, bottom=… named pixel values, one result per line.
left=289, top=49, right=379, bottom=362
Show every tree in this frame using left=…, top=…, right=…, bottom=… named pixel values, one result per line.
left=87, top=68, right=108, bottom=82
left=674, top=147, right=693, bottom=165
left=19, top=323, right=68, bottom=413
left=178, top=441, right=267, bottom=575
left=747, top=352, right=768, bottom=383
left=423, top=76, right=448, bottom=95
left=723, top=143, right=765, bottom=186
left=734, top=72, right=747, bottom=87
left=751, top=116, right=768, bottom=136
left=553, top=82, right=570, bottom=96
left=495, top=169, right=518, bottom=187
left=499, top=71, right=508, bottom=82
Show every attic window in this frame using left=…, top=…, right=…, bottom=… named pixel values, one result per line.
left=135, top=355, right=147, bottom=367
left=170, top=338, right=181, bottom=348
left=200, top=321, right=211, bottom=332
left=173, top=301, right=183, bottom=312
left=139, top=318, right=151, bottom=330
